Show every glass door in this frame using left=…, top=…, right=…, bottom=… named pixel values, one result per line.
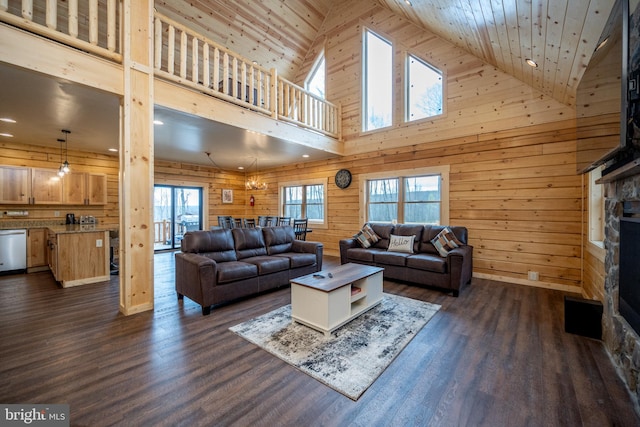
left=154, top=185, right=203, bottom=250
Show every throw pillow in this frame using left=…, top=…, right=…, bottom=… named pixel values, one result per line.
left=387, top=234, right=415, bottom=254
left=431, top=227, right=463, bottom=257
left=353, top=224, right=380, bottom=248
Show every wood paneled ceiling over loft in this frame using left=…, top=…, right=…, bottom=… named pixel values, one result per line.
left=156, top=0, right=614, bottom=107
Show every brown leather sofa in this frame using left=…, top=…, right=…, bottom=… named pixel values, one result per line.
left=339, top=223, right=472, bottom=296
left=176, top=225, right=323, bottom=315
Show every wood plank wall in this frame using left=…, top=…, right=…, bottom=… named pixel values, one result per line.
left=0, top=141, right=256, bottom=232
left=0, top=0, right=606, bottom=296
left=252, top=117, right=583, bottom=292
left=0, top=141, right=119, bottom=228
left=291, top=0, right=587, bottom=292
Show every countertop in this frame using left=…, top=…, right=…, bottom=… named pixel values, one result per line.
left=47, top=224, right=115, bottom=234
left=0, top=221, right=116, bottom=233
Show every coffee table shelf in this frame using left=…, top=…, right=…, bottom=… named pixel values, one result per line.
left=290, top=263, right=384, bottom=336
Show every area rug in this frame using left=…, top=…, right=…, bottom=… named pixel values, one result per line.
left=229, top=293, right=440, bottom=400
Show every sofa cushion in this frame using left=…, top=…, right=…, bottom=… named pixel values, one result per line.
left=262, top=226, right=295, bottom=254
left=392, top=224, right=424, bottom=253
left=353, top=224, right=380, bottom=248
left=368, top=223, right=395, bottom=249
left=232, top=228, right=268, bottom=259
left=387, top=234, right=415, bottom=253
left=242, top=255, right=290, bottom=275
left=274, top=252, right=317, bottom=268
left=181, top=229, right=237, bottom=262
left=373, top=251, right=410, bottom=266
left=346, top=247, right=378, bottom=262
left=431, top=227, right=463, bottom=257
left=216, top=261, right=258, bottom=284
left=406, top=253, right=447, bottom=273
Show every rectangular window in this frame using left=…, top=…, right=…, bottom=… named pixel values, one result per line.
left=283, top=186, right=303, bottom=218
left=368, top=178, right=399, bottom=222
left=404, top=175, right=441, bottom=224
left=589, top=166, right=605, bottom=245
left=281, top=181, right=326, bottom=224
left=363, top=29, right=393, bottom=132
left=365, top=173, right=444, bottom=224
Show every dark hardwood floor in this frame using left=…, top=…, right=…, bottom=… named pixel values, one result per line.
left=1, top=253, right=639, bottom=426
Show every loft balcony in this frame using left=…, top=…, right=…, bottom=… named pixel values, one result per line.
left=0, top=0, right=342, bottom=161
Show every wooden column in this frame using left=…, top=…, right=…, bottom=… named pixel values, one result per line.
left=119, top=0, right=154, bottom=315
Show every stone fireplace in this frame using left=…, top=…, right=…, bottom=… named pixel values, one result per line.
left=603, top=173, right=640, bottom=406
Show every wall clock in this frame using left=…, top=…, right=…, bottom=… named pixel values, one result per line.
left=335, top=169, right=352, bottom=189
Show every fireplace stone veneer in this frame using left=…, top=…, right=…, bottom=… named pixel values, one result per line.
left=603, top=173, right=640, bottom=406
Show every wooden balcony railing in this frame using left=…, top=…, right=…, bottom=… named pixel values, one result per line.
left=0, top=2, right=341, bottom=140
left=0, top=0, right=122, bottom=62
left=153, top=12, right=341, bottom=139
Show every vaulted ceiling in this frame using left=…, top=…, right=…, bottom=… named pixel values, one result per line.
left=157, top=0, right=615, bottom=107
left=0, top=0, right=617, bottom=168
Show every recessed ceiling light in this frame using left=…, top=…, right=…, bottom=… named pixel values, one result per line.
left=404, top=0, right=413, bottom=5
left=525, top=58, right=538, bottom=68
left=0, top=117, right=16, bottom=123
left=153, top=120, right=164, bottom=125
left=302, top=154, right=310, bottom=158
left=108, top=148, right=118, bottom=152
left=0, top=133, right=14, bottom=137
left=238, top=166, right=244, bottom=170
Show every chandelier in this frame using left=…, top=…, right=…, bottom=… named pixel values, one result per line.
left=57, top=129, right=71, bottom=177
left=245, top=158, right=268, bottom=190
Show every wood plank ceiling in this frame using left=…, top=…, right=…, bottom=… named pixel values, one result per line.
left=156, top=0, right=615, bottom=107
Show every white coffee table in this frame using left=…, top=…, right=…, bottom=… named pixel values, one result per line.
left=290, top=263, right=384, bottom=336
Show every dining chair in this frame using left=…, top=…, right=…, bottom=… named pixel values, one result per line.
left=257, top=216, right=268, bottom=227
left=217, top=216, right=231, bottom=229
left=293, top=218, right=308, bottom=240
left=266, top=216, right=278, bottom=226
left=277, top=217, right=291, bottom=226
left=244, top=218, right=256, bottom=228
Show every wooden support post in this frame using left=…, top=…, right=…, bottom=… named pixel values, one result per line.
left=119, top=0, right=154, bottom=315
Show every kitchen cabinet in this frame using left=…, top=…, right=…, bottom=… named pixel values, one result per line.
left=62, top=172, right=107, bottom=205
left=86, top=173, right=107, bottom=205
left=62, top=171, right=86, bottom=204
left=31, top=168, right=63, bottom=204
left=0, top=166, right=107, bottom=205
left=47, top=225, right=110, bottom=287
left=27, top=228, right=48, bottom=272
left=0, top=165, right=30, bottom=204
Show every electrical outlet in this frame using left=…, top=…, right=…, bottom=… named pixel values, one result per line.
left=96, top=239, right=103, bottom=248
left=528, top=271, right=539, bottom=281
left=54, top=211, right=60, bottom=217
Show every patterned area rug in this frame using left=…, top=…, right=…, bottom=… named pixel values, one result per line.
left=229, top=293, right=440, bottom=400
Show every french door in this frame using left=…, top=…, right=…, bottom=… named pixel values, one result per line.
left=154, top=185, right=203, bottom=250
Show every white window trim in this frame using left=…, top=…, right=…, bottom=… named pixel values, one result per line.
left=404, top=51, right=446, bottom=123
left=362, top=26, right=395, bottom=134
left=587, top=166, right=606, bottom=261
left=359, top=165, right=450, bottom=225
left=279, top=177, right=328, bottom=229
left=304, top=50, right=326, bottom=98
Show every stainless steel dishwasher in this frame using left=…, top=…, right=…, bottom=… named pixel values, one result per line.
left=0, top=229, right=27, bottom=273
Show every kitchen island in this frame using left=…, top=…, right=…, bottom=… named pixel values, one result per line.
left=47, top=224, right=111, bottom=288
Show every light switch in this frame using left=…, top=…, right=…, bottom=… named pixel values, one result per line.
left=96, top=239, right=103, bottom=247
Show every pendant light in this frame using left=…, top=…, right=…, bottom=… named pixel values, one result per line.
left=61, top=129, right=70, bottom=173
